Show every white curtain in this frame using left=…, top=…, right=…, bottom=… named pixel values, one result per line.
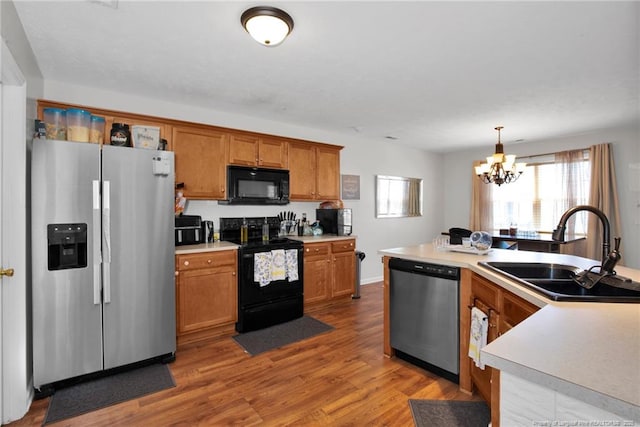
left=555, top=149, right=589, bottom=236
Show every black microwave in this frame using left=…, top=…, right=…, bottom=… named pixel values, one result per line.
left=223, top=165, right=290, bottom=205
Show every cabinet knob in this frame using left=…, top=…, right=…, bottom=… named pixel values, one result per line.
left=232, top=272, right=236, bottom=276
left=207, top=259, right=212, bottom=264
left=184, top=261, right=189, bottom=266
left=175, top=271, right=179, bottom=276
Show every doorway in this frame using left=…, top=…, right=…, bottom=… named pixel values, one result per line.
left=1, top=38, right=31, bottom=424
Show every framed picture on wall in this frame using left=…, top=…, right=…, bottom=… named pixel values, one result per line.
left=341, top=174, right=360, bottom=200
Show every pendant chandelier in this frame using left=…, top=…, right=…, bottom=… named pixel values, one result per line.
left=475, top=126, right=526, bottom=186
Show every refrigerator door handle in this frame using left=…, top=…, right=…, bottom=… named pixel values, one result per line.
left=103, top=180, right=112, bottom=304
left=93, top=180, right=102, bottom=305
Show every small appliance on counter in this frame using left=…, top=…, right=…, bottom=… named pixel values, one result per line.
left=201, top=220, right=214, bottom=243
left=175, top=215, right=203, bottom=246
left=316, top=208, right=352, bottom=236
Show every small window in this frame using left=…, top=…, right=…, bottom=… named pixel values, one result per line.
left=376, top=175, right=423, bottom=218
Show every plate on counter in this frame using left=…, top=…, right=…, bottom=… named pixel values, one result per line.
left=446, top=245, right=492, bottom=255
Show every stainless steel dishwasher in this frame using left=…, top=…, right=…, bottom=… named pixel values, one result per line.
left=389, top=258, right=460, bottom=383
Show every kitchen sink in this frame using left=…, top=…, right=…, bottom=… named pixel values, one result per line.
left=479, top=261, right=640, bottom=303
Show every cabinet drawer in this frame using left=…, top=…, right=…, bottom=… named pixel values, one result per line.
left=331, top=239, right=355, bottom=253
left=304, top=243, right=329, bottom=256
left=471, top=274, right=500, bottom=309
left=177, top=250, right=236, bottom=271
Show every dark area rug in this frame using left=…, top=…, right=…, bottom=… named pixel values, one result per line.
left=408, top=399, right=490, bottom=427
left=233, top=315, right=334, bottom=356
left=44, top=363, right=175, bottom=425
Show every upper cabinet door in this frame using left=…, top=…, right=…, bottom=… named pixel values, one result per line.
left=316, top=146, right=340, bottom=200
left=289, top=142, right=342, bottom=201
left=228, top=133, right=288, bottom=169
left=288, top=142, right=317, bottom=200
left=228, top=133, right=259, bottom=167
left=258, top=137, right=288, bottom=169
left=172, top=126, right=229, bottom=200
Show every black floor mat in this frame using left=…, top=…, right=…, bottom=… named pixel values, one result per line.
left=408, top=399, right=490, bottom=427
left=232, top=315, right=334, bottom=356
left=43, top=363, right=175, bottom=425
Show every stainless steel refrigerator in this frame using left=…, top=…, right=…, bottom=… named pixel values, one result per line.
left=31, top=139, right=176, bottom=389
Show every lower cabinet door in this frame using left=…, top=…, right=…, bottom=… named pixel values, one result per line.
left=178, top=268, right=237, bottom=334
left=303, top=256, right=331, bottom=304
left=332, top=251, right=355, bottom=297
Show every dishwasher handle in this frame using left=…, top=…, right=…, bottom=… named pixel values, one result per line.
left=389, top=258, right=460, bottom=280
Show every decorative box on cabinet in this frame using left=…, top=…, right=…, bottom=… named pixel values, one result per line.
left=37, top=100, right=173, bottom=146
left=175, top=250, right=237, bottom=344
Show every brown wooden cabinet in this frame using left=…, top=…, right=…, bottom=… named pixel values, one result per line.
left=331, top=240, right=356, bottom=298
left=289, top=142, right=341, bottom=201
left=303, top=239, right=356, bottom=308
left=175, top=250, right=237, bottom=343
left=303, top=243, right=331, bottom=305
left=228, top=133, right=288, bottom=169
left=467, top=272, right=540, bottom=427
left=172, top=125, right=229, bottom=199
left=37, top=99, right=343, bottom=202
left=469, top=275, right=501, bottom=404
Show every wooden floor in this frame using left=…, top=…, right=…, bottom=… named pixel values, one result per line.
left=12, top=283, right=480, bottom=426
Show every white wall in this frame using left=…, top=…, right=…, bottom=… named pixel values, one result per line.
left=443, top=123, right=640, bottom=269
left=43, top=80, right=446, bottom=283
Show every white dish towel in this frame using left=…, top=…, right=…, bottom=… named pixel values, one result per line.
left=285, top=249, right=298, bottom=281
left=270, top=249, right=286, bottom=281
left=468, top=306, right=489, bottom=369
left=254, top=252, right=272, bottom=287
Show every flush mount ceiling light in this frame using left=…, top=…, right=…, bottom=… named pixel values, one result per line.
left=475, top=126, right=526, bottom=186
left=241, top=6, right=294, bottom=47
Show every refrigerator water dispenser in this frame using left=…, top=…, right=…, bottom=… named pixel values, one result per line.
left=47, top=223, right=87, bottom=270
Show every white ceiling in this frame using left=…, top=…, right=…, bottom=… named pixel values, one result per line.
left=13, top=1, right=640, bottom=152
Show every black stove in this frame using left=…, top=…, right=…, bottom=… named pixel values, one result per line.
left=220, top=217, right=304, bottom=332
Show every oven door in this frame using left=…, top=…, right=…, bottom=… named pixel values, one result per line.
left=236, top=244, right=304, bottom=332
left=238, top=245, right=303, bottom=308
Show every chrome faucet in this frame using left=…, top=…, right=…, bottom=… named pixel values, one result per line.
left=551, top=205, right=621, bottom=274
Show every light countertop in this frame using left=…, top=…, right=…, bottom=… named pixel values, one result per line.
left=378, top=244, right=640, bottom=420
left=175, top=235, right=356, bottom=255
left=289, top=234, right=357, bottom=243
left=175, top=241, right=239, bottom=254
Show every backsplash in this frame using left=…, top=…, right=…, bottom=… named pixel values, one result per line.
left=184, top=200, right=332, bottom=232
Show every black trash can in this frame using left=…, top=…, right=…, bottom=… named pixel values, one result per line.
left=353, top=250, right=366, bottom=299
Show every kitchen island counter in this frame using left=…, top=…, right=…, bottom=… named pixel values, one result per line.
left=378, top=244, right=640, bottom=422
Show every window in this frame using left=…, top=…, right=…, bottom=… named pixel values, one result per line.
left=375, top=175, right=423, bottom=218
left=491, top=151, right=590, bottom=234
